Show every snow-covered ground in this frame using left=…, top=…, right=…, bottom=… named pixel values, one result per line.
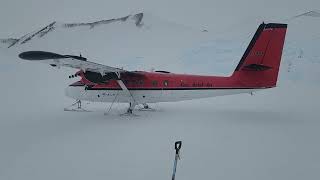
left=1, top=9, right=320, bottom=180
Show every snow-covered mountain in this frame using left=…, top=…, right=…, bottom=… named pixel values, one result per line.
left=1, top=12, right=319, bottom=83
left=1, top=12, right=212, bottom=72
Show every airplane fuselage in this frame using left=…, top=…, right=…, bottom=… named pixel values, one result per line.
left=65, top=71, right=267, bottom=104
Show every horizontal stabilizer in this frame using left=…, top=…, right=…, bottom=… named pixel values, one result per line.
left=243, top=64, right=272, bottom=71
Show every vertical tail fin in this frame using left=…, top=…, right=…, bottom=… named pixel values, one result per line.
left=232, top=23, right=287, bottom=88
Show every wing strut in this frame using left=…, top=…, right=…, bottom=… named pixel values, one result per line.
left=115, top=73, right=137, bottom=111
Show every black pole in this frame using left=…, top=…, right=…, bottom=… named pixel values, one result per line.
left=172, top=141, right=182, bottom=180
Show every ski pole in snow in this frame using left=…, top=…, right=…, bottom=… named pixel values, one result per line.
left=171, top=141, right=182, bottom=180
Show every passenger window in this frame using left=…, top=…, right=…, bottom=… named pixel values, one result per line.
left=163, top=80, right=169, bottom=87
left=152, top=80, right=158, bottom=86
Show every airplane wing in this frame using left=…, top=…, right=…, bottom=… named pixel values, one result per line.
left=19, top=51, right=126, bottom=74
left=19, top=51, right=137, bottom=103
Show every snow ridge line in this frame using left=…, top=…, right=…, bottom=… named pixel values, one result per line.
left=63, top=13, right=143, bottom=29
left=0, top=13, right=144, bottom=48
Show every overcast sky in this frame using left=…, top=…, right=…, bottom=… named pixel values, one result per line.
left=1, top=0, right=319, bottom=37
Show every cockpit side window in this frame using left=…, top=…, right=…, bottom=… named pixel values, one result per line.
left=152, top=80, right=158, bottom=86
left=163, top=80, right=169, bottom=87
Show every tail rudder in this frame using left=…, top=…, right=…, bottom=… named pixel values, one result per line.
left=232, top=23, right=287, bottom=88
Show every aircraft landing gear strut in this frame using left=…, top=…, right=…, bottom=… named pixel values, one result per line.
left=77, top=100, right=82, bottom=109
left=127, top=102, right=136, bottom=114
left=121, top=102, right=137, bottom=116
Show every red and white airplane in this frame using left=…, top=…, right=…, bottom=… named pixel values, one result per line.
left=19, top=23, right=287, bottom=114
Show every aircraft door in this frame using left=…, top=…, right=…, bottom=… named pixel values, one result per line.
left=161, top=80, right=171, bottom=101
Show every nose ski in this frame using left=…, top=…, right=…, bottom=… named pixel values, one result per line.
left=64, top=100, right=91, bottom=112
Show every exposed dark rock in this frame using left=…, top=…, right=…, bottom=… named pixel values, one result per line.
left=20, top=22, right=56, bottom=44
left=63, top=13, right=143, bottom=29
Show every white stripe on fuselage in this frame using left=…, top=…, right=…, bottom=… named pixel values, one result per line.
left=65, top=86, right=262, bottom=103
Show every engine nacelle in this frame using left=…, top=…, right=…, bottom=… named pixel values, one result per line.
left=83, top=71, right=119, bottom=84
